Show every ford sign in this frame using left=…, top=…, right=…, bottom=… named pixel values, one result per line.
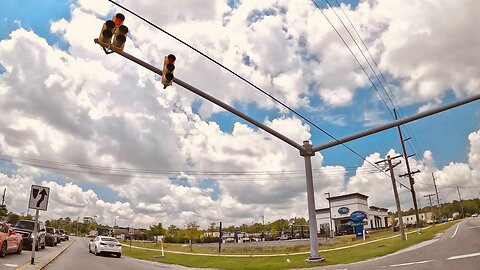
left=338, top=207, right=349, bottom=214
left=350, top=211, right=367, bottom=222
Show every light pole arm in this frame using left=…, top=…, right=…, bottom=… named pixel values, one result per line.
left=312, top=93, right=480, bottom=152
left=100, top=42, right=304, bottom=151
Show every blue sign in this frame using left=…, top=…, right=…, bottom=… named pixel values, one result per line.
left=338, top=207, right=350, bottom=214
left=350, top=211, right=367, bottom=222
left=354, top=225, right=364, bottom=237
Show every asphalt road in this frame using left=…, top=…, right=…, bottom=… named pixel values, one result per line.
left=311, top=217, right=480, bottom=270
left=44, top=237, right=206, bottom=270
left=0, top=239, right=70, bottom=269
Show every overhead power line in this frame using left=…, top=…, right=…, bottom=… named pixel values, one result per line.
left=105, top=0, right=395, bottom=180
left=0, top=154, right=387, bottom=182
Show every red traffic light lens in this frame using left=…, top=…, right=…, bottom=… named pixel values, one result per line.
left=114, top=13, right=125, bottom=26
left=167, top=54, right=176, bottom=64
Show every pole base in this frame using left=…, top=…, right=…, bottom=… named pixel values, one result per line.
left=305, top=257, right=326, bottom=263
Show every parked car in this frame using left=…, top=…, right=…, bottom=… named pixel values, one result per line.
left=0, top=223, right=23, bottom=257
left=58, top=229, right=67, bottom=242
left=447, top=218, right=454, bottom=221
left=55, top=228, right=62, bottom=244
left=13, top=220, right=46, bottom=251
left=89, top=236, right=122, bottom=258
left=472, top=213, right=478, bottom=217
left=45, top=227, right=58, bottom=247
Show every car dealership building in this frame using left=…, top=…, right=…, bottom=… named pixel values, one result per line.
left=316, top=193, right=389, bottom=235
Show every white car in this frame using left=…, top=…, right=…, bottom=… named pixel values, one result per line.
left=89, top=236, right=122, bottom=258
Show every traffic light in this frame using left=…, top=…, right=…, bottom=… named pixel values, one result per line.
left=97, top=13, right=128, bottom=51
left=98, top=20, right=115, bottom=48
left=111, top=13, right=128, bottom=51
left=112, top=25, right=128, bottom=51
left=162, top=54, right=176, bottom=89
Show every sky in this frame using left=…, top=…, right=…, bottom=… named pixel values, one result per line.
left=0, top=0, right=479, bottom=229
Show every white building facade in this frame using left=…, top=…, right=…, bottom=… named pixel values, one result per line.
left=397, top=212, right=434, bottom=225
left=316, top=193, right=389, bottom=235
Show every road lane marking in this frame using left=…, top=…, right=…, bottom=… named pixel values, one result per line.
left=3, top=264, right=18, bottom=268
left=447, top=252, right=480, bottom=260
left=389, top=260, right=434, bottom=267
left=468, top=226, right=480, bottom=229
left=450, top=223, right=461, bottom=238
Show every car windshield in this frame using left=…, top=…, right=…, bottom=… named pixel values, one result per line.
left=46, top=228, right=54, bottom=233
left=100, top=237, right=118, bottom=242
left=15, top=221, right=35, bottom=230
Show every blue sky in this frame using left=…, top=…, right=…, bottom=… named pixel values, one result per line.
left=0, top=0, right=479, bottom=228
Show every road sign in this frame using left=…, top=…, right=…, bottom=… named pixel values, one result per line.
left=28, top=185, right=50, bottom=211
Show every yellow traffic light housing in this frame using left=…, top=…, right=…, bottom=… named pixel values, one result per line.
left=112, top=25, right=128, bottom=51
left=162, top=54, right=176, bottom=89
left=96, top=13, right=128, bottom=52
left=98, top=20, right=115, bottom=48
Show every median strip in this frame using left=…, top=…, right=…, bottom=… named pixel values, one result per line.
left=121, top=226, right=436, bottom=258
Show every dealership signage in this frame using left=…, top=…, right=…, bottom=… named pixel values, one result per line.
left=338, top=207, right=350, bottom=214
left=350, top=211, right=367, bottom=222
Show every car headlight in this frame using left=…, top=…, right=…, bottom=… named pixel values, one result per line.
left=31, top=234, right=35, bottom=239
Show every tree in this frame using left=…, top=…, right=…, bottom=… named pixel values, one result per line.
left=0, top=205, right=8, bottom=219
left=7, top=212, right=20, bottom=224
left=208, top=222, right=217, bottom=232
left=145, top=223, right=165, bottom=238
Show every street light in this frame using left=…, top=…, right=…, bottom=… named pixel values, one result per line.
left=325, top=192, right=332, bottom=238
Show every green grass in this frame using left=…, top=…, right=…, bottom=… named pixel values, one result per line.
left=122, top=222, right=458, bottom=270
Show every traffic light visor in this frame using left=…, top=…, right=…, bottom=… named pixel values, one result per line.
left=100, top=30, right=113, bottom=43
left=114, top=13, right=125, bottom=26
left=167, top=54, right=176, bottom=64
left=165, top=73, right=174, bottom=82
left=116, top=25, right=129, bottom=36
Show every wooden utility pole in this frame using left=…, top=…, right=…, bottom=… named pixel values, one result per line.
left=432, top=173, right=442, bottom=219
left=1, top=188, right=5, bottom=206
left=394, top=109, right=421, bottom=228
left=424, top=193, right=436, bottom=223
left=457, top=186, right=464, bottom=219
left=376, top=155, right=406, bottom=240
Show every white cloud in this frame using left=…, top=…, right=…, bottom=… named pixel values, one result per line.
left=0, top=0, right=479, bottom=230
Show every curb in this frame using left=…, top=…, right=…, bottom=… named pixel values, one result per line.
left=17, top=239, right=76, bottom=270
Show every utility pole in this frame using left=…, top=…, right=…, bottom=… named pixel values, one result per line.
left=218, top=221, right=222, bottom=253
left=424, top=193, right=437, bottom=223
left=1, top=188, right=5, bottom=206
left=432, top=173, right=442, bottom=219
left=325, top=192, right=333, bottom=238
left=424, top=194, right=435, bottom=209
left=394, top=109, right=421, bottom=228
left=261, top=215, right=265, bottom=241
left=376, top=155, right=406, bottom=240
left=457, top=186, right=464, bottom=219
